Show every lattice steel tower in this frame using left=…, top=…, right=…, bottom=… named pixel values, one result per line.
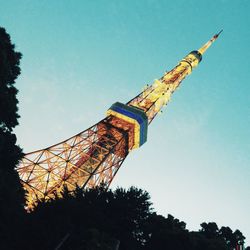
left=17, top=31, right=222, bottom=209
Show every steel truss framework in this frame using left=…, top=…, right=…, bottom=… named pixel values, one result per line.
left=18, top=117, right=129, bottom=209
left=16, top=31, right=222, bottom=209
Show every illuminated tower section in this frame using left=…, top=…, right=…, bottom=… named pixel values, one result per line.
left=127, top=30, right=223, bottom=123
left=17, top=31, right=222, bottom=209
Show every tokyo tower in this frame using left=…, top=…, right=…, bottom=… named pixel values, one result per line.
left=17, top=31, right=222, bottom=209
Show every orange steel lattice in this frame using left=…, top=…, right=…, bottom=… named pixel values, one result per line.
left=18, top=117, right=129, bottom=209
left=17, top=31, right=222, bottom=209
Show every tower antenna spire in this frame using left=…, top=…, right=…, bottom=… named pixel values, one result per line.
left=198, top=29, right=223, bottom=55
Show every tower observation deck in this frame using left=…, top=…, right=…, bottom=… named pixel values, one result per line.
left=17, top=31, right=222, bottom=209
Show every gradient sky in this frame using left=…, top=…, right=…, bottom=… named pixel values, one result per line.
left=1, top=0, right=249, bottom=245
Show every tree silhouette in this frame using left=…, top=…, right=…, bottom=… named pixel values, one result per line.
left=233, top=229, right=245, bottom=247
left=0, top=26, right=25, bottom=249
left=144, top=212, right=191, bottom=250
left=218, top=226, right=246, bottom=249
left=19, top=186, right=150, bottom=249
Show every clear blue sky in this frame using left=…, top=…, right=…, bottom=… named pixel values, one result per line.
left=1, top=0, right=249, bottom=245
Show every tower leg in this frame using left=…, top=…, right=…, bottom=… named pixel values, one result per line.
left=17, top=118, right=129, bottom=209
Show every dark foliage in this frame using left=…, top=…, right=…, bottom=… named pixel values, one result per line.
left=11, top=186, right=247, bottom=250
left=21, top=186, right=151, bottom=250
left=0, top=28, right=21, bottom=131
left=0, top=27, right=25, bottom=249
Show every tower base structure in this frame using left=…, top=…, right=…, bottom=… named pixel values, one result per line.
left=17, top=103, right=148, bottom=209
